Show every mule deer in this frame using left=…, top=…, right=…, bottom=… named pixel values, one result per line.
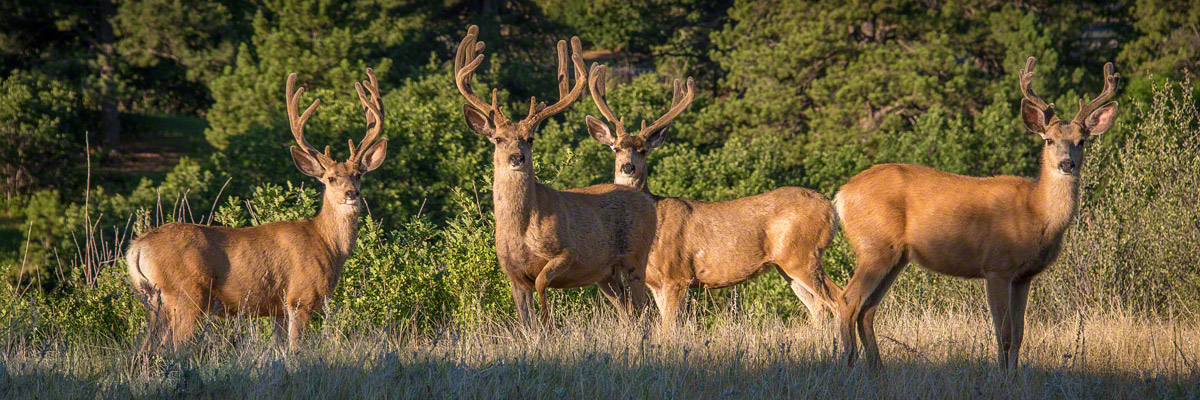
left=834, top=57, right=1119, bottom=369
left=585, top=64, right=841, bottom=326
left=126, top=69, right=388, bottom=352
left=454, top=26, right=657, bottom=324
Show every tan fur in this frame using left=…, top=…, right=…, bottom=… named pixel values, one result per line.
left=583, top=66, right=840, bottom=326
left=834, top=57, right=1120, bottom=370
left=646, top=189, right=840, bottom=326
left=454, top=26, right=657, bottom=324
left=127, top=70, right=388, bottom=354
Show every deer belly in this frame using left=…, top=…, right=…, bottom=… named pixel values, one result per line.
left=690, top=251, right=768, bottom=288
left=907, top=237, right=1004, bottom=279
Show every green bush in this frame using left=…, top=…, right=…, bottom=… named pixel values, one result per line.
left=0, top=71, right=84, bottom=197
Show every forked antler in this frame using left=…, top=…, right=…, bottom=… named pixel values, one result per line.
left=588, top=63, right=626, bottom=136
left=349, top=68, right=384, bottom=164
left=286, top=73, right=335, bottom=166
left=1018, top=57, right=1059, bottom=125
left=589, top=63, right=695, bottom=142
left=1072, top=62, right=1119, bottom=126
left=454, top=25, right=506, bottom=125
left=454, top=25, right=587, bottom=129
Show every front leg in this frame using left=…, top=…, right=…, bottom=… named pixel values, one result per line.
left=1006, top=277, right=1033, bottom=370
left=510, top=285, right=535, bottom=326
left=597, top=274, right=631, bottom=321
left=285, top=298, right=314, bottom=351
left=534, top=254, right=573, bottom=326
left=985, top=276, right=1014, bottom=368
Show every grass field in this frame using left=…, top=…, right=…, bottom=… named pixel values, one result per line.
left=3, top=301, right=1197, bottom=399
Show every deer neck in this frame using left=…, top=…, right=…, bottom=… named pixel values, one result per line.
left=312, top=200, right=361, bottom=266
left=492, top=167, right=540, bottom=237
left=1031, top=148, right=1080, bottom=244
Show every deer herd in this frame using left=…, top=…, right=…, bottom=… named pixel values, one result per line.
left=126, top=25, right=1120, bottom=371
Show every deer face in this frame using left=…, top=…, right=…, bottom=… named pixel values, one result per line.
left=285, top=68, right=387, bottom=211
left=1021, top=100, right=1117, bottom=176
left=586, top=115, right=668, bottom=188
left=1017, top=57, right=1119, bottom=177
left=291, top=144, right=387, bottom=209
left=463, top=105, right=538, bottom=172
left=585, top=66, right=694, bottom=190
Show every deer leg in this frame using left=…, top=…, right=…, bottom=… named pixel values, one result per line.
left=854, top=261, right=905, bottom=369
left=286, top=301, right=314, bottom=350
left=985, top=276, right=1014, bottom=369
left=166, top=304, right=199, bottom=353
left=778, top=264, right=828, bottom=327
left=652, top=282, right=688, bottom=327
left=838, top=248, right=904, bottom=366
left=510, top=285, right=535, bottom=326
left=534, top=255, right=572, bottom=326
left=598, top=274, right=631, bottom=321
left=1007, top=277, right=1032, bottom=370
left=138, top=289, right=167, bottom=357
left=273, top=315, right=288, bottom=346
left=622, top=257, right=650, bottom=321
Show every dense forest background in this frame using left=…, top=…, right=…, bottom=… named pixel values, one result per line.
left=1, top=0, right=1198, bottom=337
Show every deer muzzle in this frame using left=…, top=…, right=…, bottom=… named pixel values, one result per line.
left=508, top=153, right=526, bottom=168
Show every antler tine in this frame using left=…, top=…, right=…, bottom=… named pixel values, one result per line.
left=588, top=63, right=624, bottom=133
left=350, top=68, right=384, bottom=163
left=557, top=39, right=570, bottom=99
left=1018, top=57, right=1055, bottom=116
left=638, top=77, right=696, bottom=137
left=1072, top=62, right=1120, bottom=125
left=285, top=73, right=333, bottom=166
left=523, top=36, right=588, bottom=127
left=455, top=25, right=508, bottom=124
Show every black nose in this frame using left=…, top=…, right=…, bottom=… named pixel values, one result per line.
left=508, top=153, right=525, bottom=167
left=621, top=163, right=635, bottom=175
left=345, top=190, right=358, bottom=199
left=1058, top=160, right=1075, bottom=173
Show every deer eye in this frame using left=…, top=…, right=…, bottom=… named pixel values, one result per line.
left=1044, top=139, right=1054, bottom=145
left=328, top=177, right=338, bottom=183
left=495, top=137, right=507, bottom=144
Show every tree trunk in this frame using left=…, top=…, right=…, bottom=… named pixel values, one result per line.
left=97, top=0, right=121, bottom=152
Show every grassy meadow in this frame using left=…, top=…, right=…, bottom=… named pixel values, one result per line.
left=3, top=304, right=1198, bottom=398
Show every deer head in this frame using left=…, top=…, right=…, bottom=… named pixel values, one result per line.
left=585, top=63, right=695, bottom=188
left=286, top=69, right=388, bottom=210
left=455, top=25, right=588, bottom=174
left=1018, top=57, right=1119, bottom=176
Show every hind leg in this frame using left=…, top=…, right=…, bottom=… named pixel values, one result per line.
left=855, top=261, right=906, bottom=369
left=777, top=252, right=840, bottom=327
left=777, top=265, right=828, bottom=327
left=137, top=289, right=167, bottom=357
left=838, top=246, right=904, bottom=366
left=650, top=281, right=688, bottom=327
left=165, top=302, right=201, bottom=353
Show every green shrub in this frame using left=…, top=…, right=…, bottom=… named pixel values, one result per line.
left=0, top=71, right=84, bottom=197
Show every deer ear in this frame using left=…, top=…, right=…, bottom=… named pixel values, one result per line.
left=1020, top=99, right=1048, bottom=138
left=644, top=125, right=669, bottom=150
left=290, top=146, right=325, bottom=178
left=359, top=139, right=387, bottom=173
left=586, top=115, right=616, bottom=148
left=463, top=104, right=494, bottom=137
left=1084, top=101, right=1118, bottom=136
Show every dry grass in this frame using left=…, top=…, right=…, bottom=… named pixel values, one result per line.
left=1, top=301, right=1196, bottom=399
